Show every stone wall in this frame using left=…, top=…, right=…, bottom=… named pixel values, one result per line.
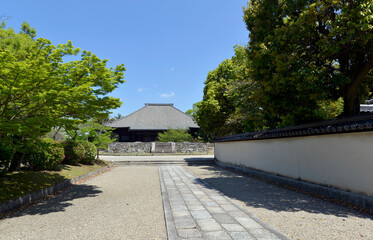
left=174, top=142, right=214, bottom=154
left=108, top=142, right=214, bottom=154
left=108, top=142, right=152, bottom=154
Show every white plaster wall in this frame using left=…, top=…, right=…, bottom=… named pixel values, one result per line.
left=215, top=131, right=373, bottom=197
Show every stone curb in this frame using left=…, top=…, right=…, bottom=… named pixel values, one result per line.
left=114, top=160, right=215, bottom=166
left=0, top=165, right=113, bottom=215
left=215, top=159, right=373, bottom=211
left=158, top=167, right=178, bottom=240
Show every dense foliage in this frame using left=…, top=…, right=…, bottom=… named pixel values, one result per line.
left=62, top=141, right=85, bottom=165
left=157, top=129, right=193, bottom=142
left=0, top=22, right=125, bottom=171
left=193, top=0, right=373, bottom=136
left=244, top=0, right=373, bottom=127
left=0, top=143, right=13, bottom=175
left=0, top=22, right=125, bottom=138
left=65, top=119, right=115, bottom=160
left=195, top=46, right=257, bottom=138
left=26, top=138, right=64, bottom=171
left=79, top=141, right=97, bottom=164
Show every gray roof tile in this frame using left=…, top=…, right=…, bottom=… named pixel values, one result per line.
left=215, top=114, right=373, bottom=142
left=107, top=103, right=199, bottom=130
left=360, top=104, right=373, bottom=113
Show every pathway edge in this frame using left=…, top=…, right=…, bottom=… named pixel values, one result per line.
left=158, top=167, right=178, bottom=240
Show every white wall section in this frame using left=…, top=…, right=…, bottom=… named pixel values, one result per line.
left=215, top=131, right=373, bottom=197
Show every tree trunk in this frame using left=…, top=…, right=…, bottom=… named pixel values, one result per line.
left=52, top=126, right=62, bottom=140
left=341, top=39, right=373, bottom=117
left=8, top=151, right=25, bottom=172
left=342, top=81, right=361, bottom=117
left=96, top=149, right=100, bottom=161
left=8, top=136, right=26, bottom=172
left=343, top=94, right=360, bottom=116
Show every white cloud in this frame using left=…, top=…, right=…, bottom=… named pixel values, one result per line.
left=160, top=92, right=175, bottom=98
left=137, top=88, right=148, bottom=92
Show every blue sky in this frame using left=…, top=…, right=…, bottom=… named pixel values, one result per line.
left=3, top=0, right=249, bottom=117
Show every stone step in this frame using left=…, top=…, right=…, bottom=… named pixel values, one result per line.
left=113, top=159, right=215, bottom=166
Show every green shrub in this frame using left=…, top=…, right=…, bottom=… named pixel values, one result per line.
left=79, top=141, right=96, bottom=165
left=157, top=128, right=193, bottom=142
left=26, top=138, right=64, bottom=171
left=0, top=143, right=13, bottom=175
left=43, top=139, right=64, bottom=170
left=62, top=141, right=85, bottom=165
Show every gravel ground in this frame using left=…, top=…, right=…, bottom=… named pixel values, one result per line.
left=0, top=166, right=166, bottom=240
left=186, top=165, right=373, bottom=240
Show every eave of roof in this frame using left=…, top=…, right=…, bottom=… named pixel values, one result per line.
left=214, top=114, right=373, bottom=142
left=360, top=104, right=373, bottom=112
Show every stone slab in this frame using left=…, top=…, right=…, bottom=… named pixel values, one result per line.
left=159, top=166, right=290, bottom=240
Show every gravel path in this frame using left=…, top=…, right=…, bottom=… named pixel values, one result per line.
left=0, top=166, right=166, bottom=240
left=186, top=165, right=373, bottom=240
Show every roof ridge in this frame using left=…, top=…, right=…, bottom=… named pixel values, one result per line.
left=110, top=103, right=175, bottom=124
left=109, top=104, right=147, bottom=124
left=145, top=103, right=173, bottom=106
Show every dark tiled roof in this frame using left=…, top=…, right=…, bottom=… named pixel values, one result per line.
left=360, top=104, right=373, bottom=113
left=107, top=103, right=199, bottom=130
left=214, top=114, right=373, bottom=142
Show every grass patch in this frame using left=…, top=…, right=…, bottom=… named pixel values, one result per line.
left=0, top=161, right=108, bottom=204
left=57, top=161, right=108, bottom=180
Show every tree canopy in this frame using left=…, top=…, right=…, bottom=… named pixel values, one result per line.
left=194, top=45, right=257, bottom=138
left=193, top=0, right=373, bottom=136
left=244, top=0, right=373, bottom=127
left=65, top=119, right=116, bottom=160
left=0, top=22, right=125, bottom=139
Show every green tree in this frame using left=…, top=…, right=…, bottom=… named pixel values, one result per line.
left=65, top=119, right=116, bottom=160
left=195, top=45, right=256, bottom=138
left=157, top=128, right=193, bottom=142
left=244, top=0, right=373, bottom=127
left=185, top=104, right=198, bottom=119
left=0, top=22, right=125, bottom=170
left=186, top=104, right=210, bottom=142
left=44, top=126, right=67, bottom=141
left=109, top=113, right=123, bottom=122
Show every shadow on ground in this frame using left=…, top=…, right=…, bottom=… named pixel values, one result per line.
left=6, top=184, right=102, bottom=219
left=189, top=165, right=373, bottom=220
left=184, top=157, right=215, bottom=166
left=184, top=157, right=215, bottom=160
left=1, top=171, right=66, bottom=204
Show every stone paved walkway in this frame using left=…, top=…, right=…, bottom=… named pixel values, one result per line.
left=159, top=166, right=289, bottom=240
